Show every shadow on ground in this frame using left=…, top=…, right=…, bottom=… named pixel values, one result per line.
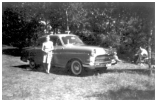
left=12, top=64, right=155, bottom=77
left=12, top=64, right=106, bottom=76
left=13, top=65, right=29, bottom=69
left=12, top=64, right=71, bottom=76
left=85, top=86, right=155, bottom=100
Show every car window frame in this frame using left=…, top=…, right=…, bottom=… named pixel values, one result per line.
left=61, top=35, right=84, bottom=45
left=36, top=35, right=65, bottom=48
left=50, top=36, right=63, bottom=47
left=55, top=38, right=62, bottom=46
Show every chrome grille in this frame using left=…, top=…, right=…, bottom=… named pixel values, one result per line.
left=95, top=55, right=114, bottom=63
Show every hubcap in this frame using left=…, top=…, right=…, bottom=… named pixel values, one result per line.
left=30, top=61, right=35, bottom=68
left=74, top=64, right=80, bottom=71
left=71, top=61, right=82, bottom=75
left=31, top=62, right=35, bottom=66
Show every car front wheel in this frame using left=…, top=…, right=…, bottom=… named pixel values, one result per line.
left=70, top=60, right=83, bottom=76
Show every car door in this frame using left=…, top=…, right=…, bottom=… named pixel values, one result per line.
left=51, top=36, right=66, bottom=68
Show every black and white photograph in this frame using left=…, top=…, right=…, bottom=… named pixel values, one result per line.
left=2, top=1, right=155, bottom=100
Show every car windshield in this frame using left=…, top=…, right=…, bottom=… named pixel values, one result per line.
left=62, top=36, right=84, bottom=45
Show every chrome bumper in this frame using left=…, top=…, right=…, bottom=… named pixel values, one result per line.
left=83, top=59, right=117, bottom=69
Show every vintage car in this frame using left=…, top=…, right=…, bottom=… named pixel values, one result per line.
left=20, top=33, right=117, bottom=75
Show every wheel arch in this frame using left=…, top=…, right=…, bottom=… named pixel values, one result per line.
left=66, top=57, right=83, bottom=69
left=66, top=57, right=83, bottom=65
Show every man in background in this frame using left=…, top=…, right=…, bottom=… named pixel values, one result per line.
left=135, top=46, right=148, bottom=64
left=109, top=46, right=121, bottom=62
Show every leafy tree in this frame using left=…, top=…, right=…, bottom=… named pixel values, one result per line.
left=2, top=2, right=155, bottom=60
left=2, top=3, right=41, bottom=49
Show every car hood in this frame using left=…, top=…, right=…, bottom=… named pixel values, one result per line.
left=64, top=44, right=112, bottom=55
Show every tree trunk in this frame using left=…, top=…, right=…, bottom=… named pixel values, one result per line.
left=148, top=29, right=153, bottom=75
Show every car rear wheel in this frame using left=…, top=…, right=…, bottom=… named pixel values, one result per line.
left=29, top=60, right=36, bottom=69
left=70, top=60, right=83, bottom=76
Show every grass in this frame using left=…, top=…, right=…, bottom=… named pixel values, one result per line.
left=85, top=73, right=155, bottom=100
left=2, top=47, right=155, bottom=100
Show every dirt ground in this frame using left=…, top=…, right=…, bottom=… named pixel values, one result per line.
left=2, top=47, right=155, bottom=100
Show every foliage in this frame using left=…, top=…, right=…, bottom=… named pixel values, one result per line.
left=2, top=2, right=155, bottom=55
left=2, top=3, right=42, bottom=48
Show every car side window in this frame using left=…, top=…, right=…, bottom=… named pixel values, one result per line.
left=56, top=38, right=62, bottom=46
left=50, top=36, right=62, bottom=46
left=36, top=36, right=62, bottom=47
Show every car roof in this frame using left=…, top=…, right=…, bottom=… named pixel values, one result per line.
left=39, top=34, right=76, bottom=39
